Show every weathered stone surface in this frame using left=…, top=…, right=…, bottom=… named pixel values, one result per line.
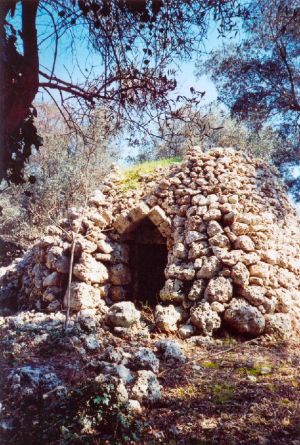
left=148, top=205, right=168, bottom=226
left=173, top=242, right=188, bottom=259
left=207, top=220, right=223, bottom=238
left=185, top=231, right=206, bottom=245
left=231, top=262, right=250, bottom=286
left=42, top=272, right=62, bottom=288
left=107, top=302, right=140, bottom=327
left=160, top=279, right=184, bottom=303
left=249, top=262, right=269, bottom=279
left=88, top=190, right=106, bottom=207
left=240, top=286, right=266, bottom=306
left=224, top=299, right=265, bottom=335
left=156, top=339, right=186, bottom=363
left=114, top=213, right=132, bottom=234
left=265, top=313, right=293, bottom=339
left=178, top=323, right=196, bottom=339
left=131, top=348, right=160, bottom=373
left=75, top=236, right=98, bottom=254
left=188, top=279, right=206, bottom=301
left=165, top=263, right=195, bottom=281
left=155, top=304, right=182, bottom=332
left=209, top=233, right=230, bottom=249
left=204, top=276, right=233, bottom=303
left=97, top=239, right=113, bottom=254
left=128, top=202, right=150, bottom=224
left=190, top=302, right=221, bottom=336
left=73, top=253, right=108, bottom=284
left=55, top=255, right=70, bottom=274
left=203, top=208, right=222, bottom=222
left=197, top=256, right=221, bottom=279
left=234, top=236, right=255, bottom=252
left=131, top=370, right=161, bottom=404
left=63, top=282, right=104, bottom=311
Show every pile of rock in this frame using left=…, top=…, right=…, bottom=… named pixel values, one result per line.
left=2, top=146, right=300, bottom=339
left=1, top=308, right=187, bottom=412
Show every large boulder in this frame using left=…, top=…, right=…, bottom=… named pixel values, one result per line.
left=224, top=298, right=265, bottom=336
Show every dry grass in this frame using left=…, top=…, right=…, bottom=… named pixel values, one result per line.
left=142, top=339, right=300, bottom=445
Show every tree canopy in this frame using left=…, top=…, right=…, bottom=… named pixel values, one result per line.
left=0, top=0, right=246, bottom=184
left=202, top=0, right=300, bottom=196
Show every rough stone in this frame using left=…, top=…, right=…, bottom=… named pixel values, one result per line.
left=73, top=253, right=108, bottom=284
left=231, top=262, right=250, bottom=286
left=160, top=279, right=184, bottom=303
left=188, top=279, right=206, bottom=301
left=107, top=302, right=140, bottom=328
left=190, top=302, right=221, bottom=336
left=224, top=298, right=265, bottom=335
left=63, top=282, right=104, bottom=311
left=155, top=304, right=182, bottom=332
left=204, top=276, right=233, bottom=303
left=234, top=236, right=255, bottom=252
left=156, top=339, right=186, bottom=363
left=197, top=256, right=221, bottom=279
left=265, top=313, right=293, bottom=339
left=131, top=370, right=161, bottom=404
left=131, top=348, right=160, bottom=373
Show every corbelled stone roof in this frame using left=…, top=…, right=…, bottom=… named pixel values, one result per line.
left=2, top=146, right=300, bottom=340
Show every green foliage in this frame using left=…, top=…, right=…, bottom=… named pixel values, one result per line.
left=153, top=104, right=285, bottom=163
left=201, top=361, right=219, bottom=369
left=7, top=379, right=143, bottom=445
left=120, top=157, right=182, bottom=190
left=211, top=383, right=235, bottom=404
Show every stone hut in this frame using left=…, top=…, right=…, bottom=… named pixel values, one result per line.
left=2, top=146, right=300, bottom=339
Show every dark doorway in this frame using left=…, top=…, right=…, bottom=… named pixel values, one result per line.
left=129, top=219, right=168, bottom=307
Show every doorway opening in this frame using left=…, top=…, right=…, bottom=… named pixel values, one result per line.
left=129, top=218, right=168, bottom=307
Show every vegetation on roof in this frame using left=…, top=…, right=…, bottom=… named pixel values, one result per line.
left=120, top=157, right=182, bottom=190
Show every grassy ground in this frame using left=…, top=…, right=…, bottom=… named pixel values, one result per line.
left=120, top=157, right=182, bottom=191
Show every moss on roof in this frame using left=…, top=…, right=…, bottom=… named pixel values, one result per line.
left=120, top=157, right=182, bottom=191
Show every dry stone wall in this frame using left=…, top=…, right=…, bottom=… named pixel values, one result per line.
left=2, top=146, right=300, bottom=340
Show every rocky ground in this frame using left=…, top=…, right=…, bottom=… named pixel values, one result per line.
left=1, top=307, right=300, bottom=445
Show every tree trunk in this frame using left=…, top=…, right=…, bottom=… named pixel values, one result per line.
left=0, top=0, right=39, bottom=181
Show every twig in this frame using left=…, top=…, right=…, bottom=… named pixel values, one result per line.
left=64, top=233, right=76, bottom=331
left=158, top=338, right=258, bottom=378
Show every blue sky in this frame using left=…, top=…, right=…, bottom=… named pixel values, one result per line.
left=34, top=13, right=226, bottom=161
left=35, top=9, right=226, bottom=105
left=11, top=3, right=241, bottom=160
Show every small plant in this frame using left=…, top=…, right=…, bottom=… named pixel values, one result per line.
left=211, top=383, right=235, bottom=404
left=201, top=361, right=219, bottom=369
left=6, top=379, right=144, bottom=445
left=120, top=157, right=182, bottom=190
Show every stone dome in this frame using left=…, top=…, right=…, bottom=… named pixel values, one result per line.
left=2, top=146, right=300, bottom=339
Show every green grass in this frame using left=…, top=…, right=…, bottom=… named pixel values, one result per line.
left=120, top=157, right=182, bottom=191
